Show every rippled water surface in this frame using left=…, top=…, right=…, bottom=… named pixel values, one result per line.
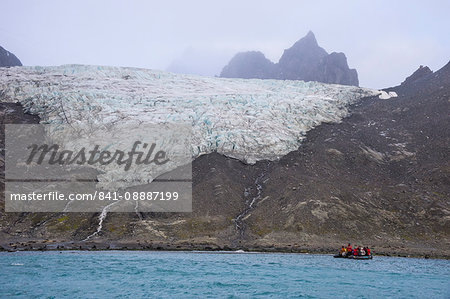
left=0, top=251, right=449, bottom=298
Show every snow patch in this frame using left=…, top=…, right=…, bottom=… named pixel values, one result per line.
left=378, top=90, right=398, bottom=99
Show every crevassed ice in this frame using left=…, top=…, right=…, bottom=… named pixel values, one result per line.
left=0, top=65, right=388, bottom=184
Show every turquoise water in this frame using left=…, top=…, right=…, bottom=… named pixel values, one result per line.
left=0, top=251, right=449, bottom=298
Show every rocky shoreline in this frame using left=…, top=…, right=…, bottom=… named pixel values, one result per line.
left=1, top=240, right=448, bottom=260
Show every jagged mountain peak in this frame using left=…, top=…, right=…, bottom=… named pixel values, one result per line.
left=290, top=30, right=321, bottom=49
left=306, top=30, right=315, bottom=38
left=219, top=51, right=275, bottom=79
left=220, top=31, right=359, bottom=86
left=401, top=65, right=433, bottom=86
left=0, top=46, right=22, bottom=67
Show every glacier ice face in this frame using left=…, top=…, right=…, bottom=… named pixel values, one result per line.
left=1, top=64, right=384, bottom=168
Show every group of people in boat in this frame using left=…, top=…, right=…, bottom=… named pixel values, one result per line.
left=337, top=243, right=371, bottom=257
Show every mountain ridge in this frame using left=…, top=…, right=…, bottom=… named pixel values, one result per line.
left=221, top=31, right=359, bottom=86
left=0, top=46, right=22, bottom=67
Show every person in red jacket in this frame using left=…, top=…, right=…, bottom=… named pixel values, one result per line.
left=366, top=247, right=371, bottom=256
left=353, top=246, right=359, bottom=256
left=346, top=243, right=352, bottom=254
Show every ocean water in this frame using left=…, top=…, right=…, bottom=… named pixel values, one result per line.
left=0, top=251, right=448, bottom=298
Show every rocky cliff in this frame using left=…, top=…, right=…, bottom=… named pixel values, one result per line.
left=0, top=46, right=22, bottom=67
left=219, top=51, right=276, bottom=79
left=221, top=31, right=359, bottom=86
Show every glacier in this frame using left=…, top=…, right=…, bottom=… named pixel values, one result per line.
left=0, top=65, right=393, bottom=186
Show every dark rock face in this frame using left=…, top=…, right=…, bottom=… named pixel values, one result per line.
left=0, top=46, right=22, bottom=67
left=277, top=31, right=328, bottom=81
left=215, top=51, right=276, bottom=79
left=318, top=52, right=359, bottom=86
left=401, top=65, right=433, bottom=85
left=221, top=31, right=359, bottom=86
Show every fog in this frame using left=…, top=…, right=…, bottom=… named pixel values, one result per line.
left=1, top=0, right=449, bottom=88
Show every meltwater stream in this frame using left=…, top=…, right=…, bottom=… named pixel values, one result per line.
left=233, top=163, right=271, bottom=237
left=0, top=251, right=448, bottom=298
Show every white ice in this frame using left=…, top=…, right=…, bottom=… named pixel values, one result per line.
left=1, top=65, right=392, bottom=185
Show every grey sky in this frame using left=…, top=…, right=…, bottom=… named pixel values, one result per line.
left=1, top=0, right=449, bottom=88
